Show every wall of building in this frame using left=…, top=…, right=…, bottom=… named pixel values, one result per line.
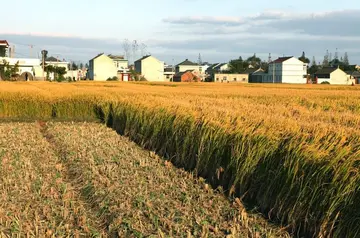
left=281, top=58, right=307, bottom=84
left=176, top=65, right=200, bottom=73
left=93, top=55, right=117, bottom=81
left=141, top=56, right=164, bottom=81
left=214, top=73, right=248, bottom=83
left=317, top=69, right=354, bottom=85
left=114, top=60, right=128, bottom=70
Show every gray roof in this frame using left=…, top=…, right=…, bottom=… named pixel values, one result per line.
left=108, top=54, right=125, bottom=60
left=177, top=59, right=198, bottom=66
left=315, top=67, right=338, bottom=75
left=134, top=55, right=151, bottom=62
left=214, top=63, right=227, bottom=70
left=46, top=56, right=61, bottom=62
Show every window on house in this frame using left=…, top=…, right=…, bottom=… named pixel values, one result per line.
left=242, top=78, right=246, bottom=81
left=216, top=78, right=219, bottom=81
left=223, top=76, right=227, bottom=80
left=234, top=78, right=237, bottom=81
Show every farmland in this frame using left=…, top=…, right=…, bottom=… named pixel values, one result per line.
left=1, top=81, right=360, bottom=237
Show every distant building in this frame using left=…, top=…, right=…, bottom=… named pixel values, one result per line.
left=175, top=59, right=200, bottom=73
left=314, top=67, right=355, bottom=85
left=214, top=73, right=249, bottom=83
left=173, top=70, right=200, bottom=82
left=268, top=56, right=308, bottom=84
left=88, top=53, right=117, bottom=81
left=46, top=56, right=69, bottom=69
left=108, top=54, right=128, bottom=72
left=134, top=55, right=164, bottom=81
left=163, top=65, right=175, bottom=81
left=0, top=40, right=9, bottom=57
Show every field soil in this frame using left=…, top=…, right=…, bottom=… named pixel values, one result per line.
left=0, top=122, right=289, bottom=237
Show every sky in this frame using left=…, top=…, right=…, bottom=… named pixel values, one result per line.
left=1, top=0, right=360, bottom=65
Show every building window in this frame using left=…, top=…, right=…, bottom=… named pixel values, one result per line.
left=242, top=78, right=245, bottom=81
left=223, top=76, right=227, bottom=81
left=234, top=78, right=237, bottom=81
left=216, top=78, right=219, bottom=81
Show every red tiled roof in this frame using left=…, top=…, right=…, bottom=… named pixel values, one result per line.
left=271, top=56, right=293, bottom=63
left=0, top=40, right=9, bottom=46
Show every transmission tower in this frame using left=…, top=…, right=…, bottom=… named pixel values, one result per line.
left=198, top=53, right=202, bottom=65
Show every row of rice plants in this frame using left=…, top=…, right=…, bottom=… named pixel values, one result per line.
left=106, top=101, right=360, bottom=237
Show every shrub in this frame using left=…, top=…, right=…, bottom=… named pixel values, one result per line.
left=321, top=81, right=330, bottom=84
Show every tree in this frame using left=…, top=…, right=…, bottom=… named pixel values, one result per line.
left=343, top=52, right=349, bottom=66
left=228, top=56, right=249, bottom=73
left=246, top=54, right=262, bottom=68
left=71, top=62, right=78, bottom=70
left=309, top=56, right=318, bottom=74
left=140, top=43, right=148, bottom=57
left=322, top=50, right=329, bottom=66
left=79, top=63, right=84, bottom=69
left=85, top=63, right=89, bottom=69
left=41, top=50, right=48, bottom=62
left=298, top=51, right=310, bottom=64
left=0, top=60, right=19, bottom=80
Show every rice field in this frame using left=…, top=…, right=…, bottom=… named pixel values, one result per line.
left=0, top=81, right=360, bottom=237
left=0, top=122, right=287, bottom=237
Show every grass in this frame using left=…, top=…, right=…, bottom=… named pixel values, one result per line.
left=0, top=81, right=360, bottom=237
left=0, top=122, right=288, bottom=237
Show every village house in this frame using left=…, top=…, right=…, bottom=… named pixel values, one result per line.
left=249, top=57, right=307, bottom=84
left=134, top=55, right=164, bottom=82
left=108, top=54, right=128, bottom=72
left=88, top=53, right=117, bottom=81
left=0, top=40, right=44, bottom=81
left=175, top=59, right=200, bottom=73
left=314, top=67, right=355, bottom=85
left=214, top=73, right=249, bottom=83
left=163, top=65, right=175, bottom=81
left=173, top=70, right=200, bottom=82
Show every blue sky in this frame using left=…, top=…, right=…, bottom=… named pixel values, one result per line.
left=1, top=0, right=360, bottom=65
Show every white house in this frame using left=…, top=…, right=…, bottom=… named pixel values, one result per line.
left=88, top=53, right=117, bottom=81
left=314, top=67, right=355, bottom=85
left=268, top=56, right=307, bottom=84
left=0, top=56, right=43, bottom=80
left=108, top=54, right=128, bottom=72
left=134, top=55, right=164, bottom=81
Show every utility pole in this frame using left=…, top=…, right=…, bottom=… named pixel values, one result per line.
left=272, top=59, right=275, bottom=83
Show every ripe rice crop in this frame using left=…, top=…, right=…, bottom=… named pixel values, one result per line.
left=1, top=81, right=360, bottom=237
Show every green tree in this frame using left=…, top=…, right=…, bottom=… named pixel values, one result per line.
left=228, top=56, right=249, bottom=73
left=85, top=63, right=89, bottom=69
left=71, top=62, right=78, bottom=70
left=0, top=60, right=19, bottom=80
left=246, top=54, right=262, bottom=68
left=343, top=52, right=349, bottom=66
left=309, top=56, right=318, bottom=74
left=79, top=63, right=84, bottom=69
left=298, top=51, right=310, bottom=64
left=322, top=50, right=329, bottom=66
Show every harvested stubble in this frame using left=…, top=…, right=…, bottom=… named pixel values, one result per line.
left=1, top=81, right=360, bottom=237
left=0, top=123, right=106, bottom=237
left=44, top=122, right=287, bottom=237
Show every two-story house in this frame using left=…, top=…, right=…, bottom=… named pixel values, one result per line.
left=268, top=56, right=308, bottom=84
left=175, top=59, right=200, bottom=73
left=108, top=54, right=128, bottom=72
left=88, top=53, right=117, bottom=81
left=134, top=55, right=164, bottom=81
